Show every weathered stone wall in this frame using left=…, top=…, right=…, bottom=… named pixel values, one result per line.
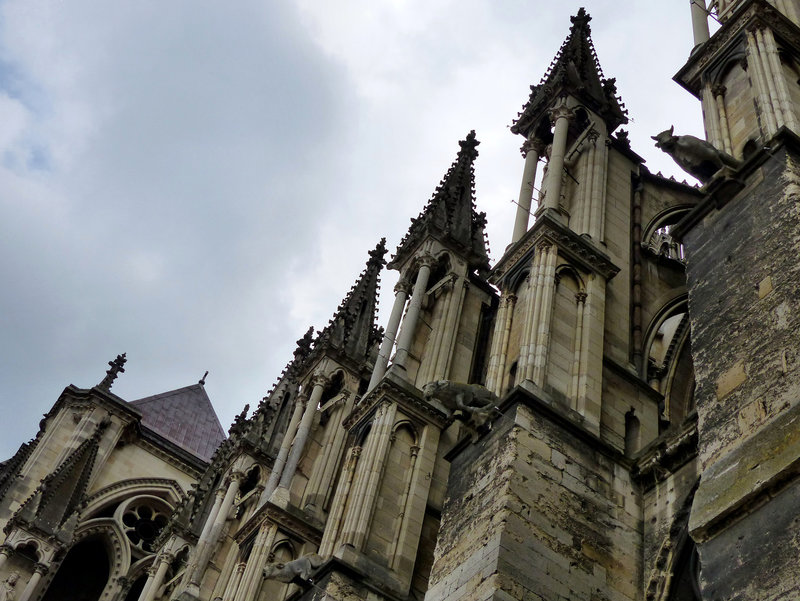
left=680, top=143, right=800, bottom=599
left=427, top=391, right=642, bottom=601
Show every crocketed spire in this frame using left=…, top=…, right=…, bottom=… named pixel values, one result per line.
left=390, top=131, right=490, bottom=274
left=315, top=238, right=388, bottom=362
left=511, top=8, right=627, bottom=137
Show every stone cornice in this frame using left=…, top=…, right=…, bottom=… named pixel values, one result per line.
left=674, top=0, right=798, bottom=97
left=632, top=414, right=698, bottom=491
left=234, top=501, right=322, bottom=546
left=343, top=371, right=450, bottom=431
left=490, top=209, right=620, bottom=287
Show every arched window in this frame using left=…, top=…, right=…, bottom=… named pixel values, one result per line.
left=42, top=537, right=110, bottom=601
left=645, top=298, right=695, bottom=430
left=642, top=208, right=693, bottom=264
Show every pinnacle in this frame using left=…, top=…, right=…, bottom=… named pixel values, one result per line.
left=390, top=131, right=489, bottom=273
left=511, top=8, right=627, bottom=136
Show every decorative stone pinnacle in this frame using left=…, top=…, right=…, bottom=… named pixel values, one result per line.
left=98, top=353, right=127, bottom=391
left=368, top=238, right=388, bottom=267
left=571, top=7, right=591, bottom=27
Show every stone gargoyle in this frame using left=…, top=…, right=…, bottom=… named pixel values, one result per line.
left=262, top=553, right=324, bottom=584
left=652, top=126, right=740, bottom=183
left=422, top=380, right=500, bottom=431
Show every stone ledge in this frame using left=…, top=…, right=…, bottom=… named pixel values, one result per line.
left=689, top=400, right=800, bottom=541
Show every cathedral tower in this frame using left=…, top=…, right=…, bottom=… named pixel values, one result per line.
left=672, top=1, right=800, bottom=599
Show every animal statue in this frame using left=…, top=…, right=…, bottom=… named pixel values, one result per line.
left=651, top=126, right=740, bottom=183
left=422, top=380, right=499, bottom=430
left=262, top=553, right=324, bottom=584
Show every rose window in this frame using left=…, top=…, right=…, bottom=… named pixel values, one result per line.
left=121, top=502, right=169, bottom=552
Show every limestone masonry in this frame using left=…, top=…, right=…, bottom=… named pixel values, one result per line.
left=3, top=2, right=800, bottom=600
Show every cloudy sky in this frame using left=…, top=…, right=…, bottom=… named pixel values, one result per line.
left=0, top=1, right=707, bottom=458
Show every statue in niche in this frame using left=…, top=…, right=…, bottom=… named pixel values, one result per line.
left=652, top=126, right=740, bottom=183
left=0, top=572, right=19, bottom=601
left=422, top=380, right=500, bottom=433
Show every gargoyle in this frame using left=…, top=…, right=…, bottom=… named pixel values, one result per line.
left=422, top=380, right=500, bottom=431
left=652, top=126, right=739, bottom=183
left=262, top=553, right=324, bottom=584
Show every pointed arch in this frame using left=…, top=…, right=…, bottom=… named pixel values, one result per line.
left=643, top=294, right=695, bottom=428
left=547, top=266, right=584, bottom=402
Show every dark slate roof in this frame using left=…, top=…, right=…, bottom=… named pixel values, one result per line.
left=130, top=384, right=226, bottom=462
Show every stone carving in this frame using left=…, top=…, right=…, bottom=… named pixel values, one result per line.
left=651, top=126, right=739, bottom=183
left=262, top=553, right=324, bottom=584
left=0, top=572, right=19, bottom=601
left=422, top=380, right=500, bottom=431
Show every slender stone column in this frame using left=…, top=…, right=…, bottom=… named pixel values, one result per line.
left=578, top=134, right=597, bottom=235
left=0, top=545, right=13, bottom=572
left=756, top=29, right=785, bottom=127
left=350, top=403, right=397, bottom=550
left=422, top=276, right=454, bottom=383
left=690, top=0, right=710, bottom=47
left=274, top=374, right=328, bottom=496
left=18, top=563, right=47, bottom=601
left=485, top=292, right=512, bottom=394
left=260, top=397, right=305, bottom=504
left=138, top=552, right=173, bottom=601
left=590, top=133, right=609, bottom=241
left=387, top=444, right=419, bottom=564
left=569, top=292, right=587, bottom=407
left=763, top=28, right=799, bottom=131
left=712, top=85, right=733, bottom=154
left=543, top=103, right=574, bottom=212
left=494, top=294, right=517, bottom=395
left=369, top=279, right=411, bottom=391
left=393, top=255, right=435, bottom=371
left=438, top=278, right=467, bottom=379
left=702, top=84, right=722, bottom=149
left=748, top=30, right=779, bottom=135
left=233, top=523, right=278, bottom=601
left=531, top=243, right=559, bottom=383
left=303, top=392, right=356, bottom=515
left=319, top=445, right=361, bottom=556
left=512, top=138, right=544, bottom=243
left=210, top=544, right=239, bottom=601
left=576, top=275, right=606, bottom=432
left=196, top=489, right=225, bottom=553
left=520, top=262, right=543, bottom=382
left=222, top=562, right=247, bottom=601
left=189, top=472, right=244, bottom=587
left=341, top=403, right=397, bottom=550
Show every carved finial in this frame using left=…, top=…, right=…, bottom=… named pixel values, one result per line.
left=459, top=130, right=480, bottom=157
left=570, top=7, right=591, bottom=28
left=368, top=238, right=388, bottom=267
left=97, top=353, right=127, bottom=391
left=199, top=371, right=209, bottom=386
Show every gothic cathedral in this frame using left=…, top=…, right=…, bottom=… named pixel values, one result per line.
left=3, top=2, right=800, bottom=600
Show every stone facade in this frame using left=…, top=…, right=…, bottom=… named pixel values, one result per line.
left=4, top=2, right=800, bottom=600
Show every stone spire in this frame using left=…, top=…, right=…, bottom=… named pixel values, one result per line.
left=511, top=8, right=627, bottom=137
left=8, top=419, right=109, bottom=542
left=97, top=353, right=127, bottom=392
left=316, top=239, right=388, bottom=362
left=390, top=131, right=490, bottom=273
